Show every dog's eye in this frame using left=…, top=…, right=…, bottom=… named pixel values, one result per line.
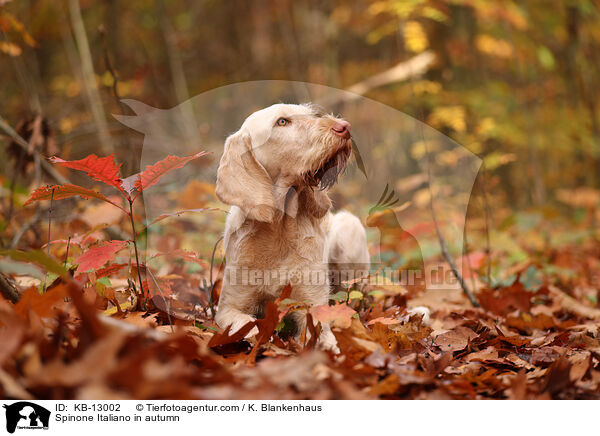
left=276, top=117, right=289, bottom=126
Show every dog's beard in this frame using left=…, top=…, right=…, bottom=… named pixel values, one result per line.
left=303, top=141, right=351, bottom=190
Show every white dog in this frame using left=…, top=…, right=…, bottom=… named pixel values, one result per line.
left=214, top=103, right=369, bottom=351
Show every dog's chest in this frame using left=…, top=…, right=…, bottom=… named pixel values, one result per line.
left=228, top=215, right=325, bottom=269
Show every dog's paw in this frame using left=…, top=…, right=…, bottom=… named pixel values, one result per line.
left=229, top=315, right=258, bottom=338
left=403, top=306, right=431, bottom=326
left=319, top=329, right=340, bottom=354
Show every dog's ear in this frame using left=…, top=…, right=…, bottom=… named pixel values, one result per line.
left=216, top=132, right=275, bottom=222
left=301, top=187, right=332, bottom=219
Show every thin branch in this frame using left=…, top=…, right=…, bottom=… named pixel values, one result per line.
left=423, top=136, right=479, bottom=307
left=402, top=41, right=478, bottom=306
left=320, top=51, right=436, bottom=106
left=464, top=226, right=478, bottom=295
left=10, top=210, right=41, bottom=248
left=0, top=115, right=69, bottom=184
left=42, top=187, right=55, bottom=292
left=0, top=273, right=21, bottom=304
left=128, top=199, right=145, bottom=302
left=481, top=164, right=492, bottom=286
left=64, top=236, right=71, bottom=267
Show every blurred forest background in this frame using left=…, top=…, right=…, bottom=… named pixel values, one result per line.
left=2, top=0, right=599, bottom=255
left=1, top=0, right=600, bottom=400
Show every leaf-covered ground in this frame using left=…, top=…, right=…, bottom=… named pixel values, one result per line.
left=2, top=246, right=600, bottom=400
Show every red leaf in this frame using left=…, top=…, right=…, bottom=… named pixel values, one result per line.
left=96, top=263, right=128, bottom=278
left=75, top=240, right=128, bottom=273
left=246, top=300, right=280, bottom=364
left=135, top=152, right=208, bottom=193
left=208, top=323, right=257, bottom=348
left=49, top=154, right=125, bottom=195
left=25, top=184, right=127, bottom=211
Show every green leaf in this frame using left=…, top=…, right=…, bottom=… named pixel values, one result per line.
left=194, top=321, right=218, bottom=332
left=537, top=46, right=555, bottom=70
left=519, top=265, right=543, bottom=292
left=0, top=249, right=69, bottom=278
left=349, top=290, right=364, bottom=300
left=97, top=277, right=112, bottom=287
left=329, top=291, right=348, bottom=302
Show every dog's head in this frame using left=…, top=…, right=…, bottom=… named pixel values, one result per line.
left=216, top=103, right=352, bottom=222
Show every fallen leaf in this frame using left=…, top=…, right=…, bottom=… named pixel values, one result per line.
left=434, top=326, right=477, bottom=351
left=310, top=303, right=355, bottom=329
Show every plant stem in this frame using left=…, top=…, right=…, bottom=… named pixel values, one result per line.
left=128, top=199, right=145, bottom=301
left=43, top=187, right=55, bottom=293
left=64, top=236, right=71, bottom=267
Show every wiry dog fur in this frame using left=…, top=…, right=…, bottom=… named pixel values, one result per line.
left=214, top=103, right=369, bottom=351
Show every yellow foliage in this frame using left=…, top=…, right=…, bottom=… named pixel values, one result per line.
left=404, top=21, right=428, bottom=53
left=483, top=151, right=517, bottom=171
left=101, top=71, right=115, bottom=88
left=427, top=106, right=466, bottom=132
left=476, top=35, right=513, bottom=58
left=477, top=117, right=497, bottom=139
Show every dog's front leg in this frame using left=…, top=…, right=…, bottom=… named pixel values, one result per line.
left=288, top=283, right=340, bottom=353
left=215, top=288, right=259, bottom=337
left=289, top=310, right=339, bottom=353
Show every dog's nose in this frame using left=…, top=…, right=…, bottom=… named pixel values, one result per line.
left=331, top=120, right=351, bottom=139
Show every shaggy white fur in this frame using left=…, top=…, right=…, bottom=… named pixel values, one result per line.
left=215, top=103, right=369, bottom=352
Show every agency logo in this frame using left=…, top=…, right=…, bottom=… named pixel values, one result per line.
left=2, top=402, right=50, bottom=434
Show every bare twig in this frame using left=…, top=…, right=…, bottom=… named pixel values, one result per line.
left=10, top=210, right=41, bottom=248
left=46, top=188, right=54, bottom=258
left=64, top=236, right=71, bottom=267
left=481, top=164, right=492, bottom=285
left=404, top=53, right=478, bottom=306
left=423, top=146, right=479, bottom=307
left=128, top=199, right=145, bottom=303
left=42, top=187, right=55, bottom=292
left=0, top=115, right=68, bottom=185
left=7, top=145, right=25, bottom=221
left=320, top=51, right=436, bottom=106
left=0, top=273, right=21, bottom=303
left=463, top=227, right=478, bottom=295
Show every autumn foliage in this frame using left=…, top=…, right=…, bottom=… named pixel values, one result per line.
left=2, top=0, right=600, bottom=402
